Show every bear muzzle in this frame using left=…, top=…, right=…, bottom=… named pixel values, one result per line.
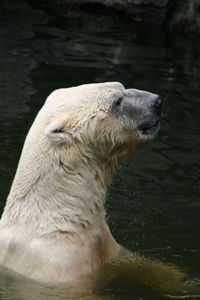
left=118, top=88, right=162, bottom=137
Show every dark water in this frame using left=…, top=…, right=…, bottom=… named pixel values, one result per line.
left=0, top=0, right=200, bottom=299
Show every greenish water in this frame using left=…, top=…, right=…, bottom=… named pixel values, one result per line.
left=0, top=0, right=200, bottom=299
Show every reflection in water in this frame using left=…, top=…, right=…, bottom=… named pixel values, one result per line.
left=0, top=0, right=200, bottom=300
left=0, top=256, right=199, bottom=300
left=0, top=266, right=106, bottom=300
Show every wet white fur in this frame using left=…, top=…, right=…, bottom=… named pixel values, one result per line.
left=0, top=82, right=147, bottom=283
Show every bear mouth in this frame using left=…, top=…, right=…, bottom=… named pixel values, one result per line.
left=138, top=119, right=160, bottom=136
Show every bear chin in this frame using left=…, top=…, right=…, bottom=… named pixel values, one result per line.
left=138, top=119, right=160, bottom=136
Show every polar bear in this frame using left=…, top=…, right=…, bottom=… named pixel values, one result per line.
left=0, top=82, right=191, bottom=296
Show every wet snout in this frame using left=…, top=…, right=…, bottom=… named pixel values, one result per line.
left=122, top=88, right=162, bottom=136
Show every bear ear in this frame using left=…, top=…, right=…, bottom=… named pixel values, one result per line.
left=45, top=121, right=73, bottom=144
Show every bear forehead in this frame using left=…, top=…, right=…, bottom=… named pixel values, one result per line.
left=45, top=82, right=125, bottom=110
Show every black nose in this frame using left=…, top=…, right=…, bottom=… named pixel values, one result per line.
left=153, top=96, right=162, bottom=114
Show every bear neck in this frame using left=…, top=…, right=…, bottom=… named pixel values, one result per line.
left=2, top=134, right=129, bottom=240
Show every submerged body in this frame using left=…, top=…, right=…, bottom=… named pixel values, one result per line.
left=0, top=82, right=196, bottom=296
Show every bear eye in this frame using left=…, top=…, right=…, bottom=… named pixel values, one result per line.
left=114, top=97, right=123, bottom=107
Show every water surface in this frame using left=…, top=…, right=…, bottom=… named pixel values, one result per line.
left=0, top=1, right=200, bottom=299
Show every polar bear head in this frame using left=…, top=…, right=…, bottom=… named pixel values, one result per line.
left=44, top=82, right=161, bottom=156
